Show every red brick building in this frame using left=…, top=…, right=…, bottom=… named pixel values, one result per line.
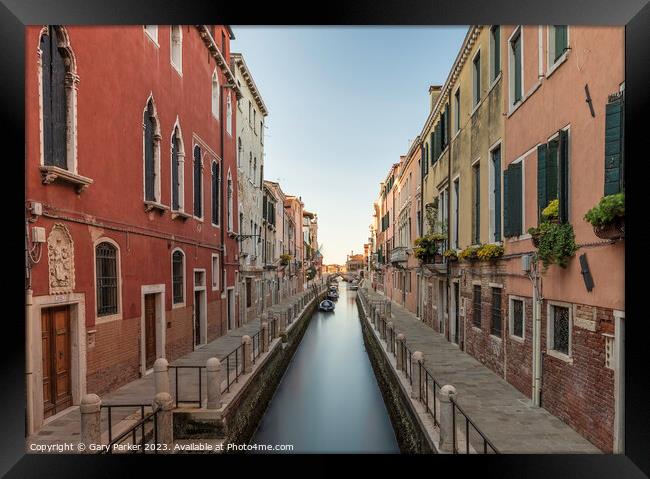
left=25, top=25, right=241, bottom=434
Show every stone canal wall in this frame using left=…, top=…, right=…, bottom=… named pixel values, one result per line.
left=356, top=291, right=437, bottom=454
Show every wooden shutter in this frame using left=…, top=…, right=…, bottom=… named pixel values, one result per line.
left=537, top=143, right=547, bottom=221
left=172, top=136, right=180, bottom=210
left=492, top=26, right=500, bottom=79
left=144, top=105, right=155, bottom=201
left=212, top=162, right=219, bottom=224
left=513, top=34, right=522, bottom=102
left=604, top=95, right=624, bottom=195
left=503, top=168, right=511, bottom=237
left=493, top=148, right=502, bottom=240
left=194, top=147, right=202, bottom=217
left=547, top=139, right=559, bottom=204
left=510, top=163, right=523, bottom=235
left=41, top=30, right=54, bottom=167
left=558, top=129, right=569, bottom=223
left=430, top=131, right=436, bottom=165
left=555, top=26, right=567, bottom=61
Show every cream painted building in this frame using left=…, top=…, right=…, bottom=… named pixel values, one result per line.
left=231, top=52, right=268, bottom=323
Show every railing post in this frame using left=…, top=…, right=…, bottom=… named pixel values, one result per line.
left=242, top=335, right=252, bottom=374
left=374, top=307, right=380, bottom=329
left=153, top=392, right=174, bottom=452
left=80, top=394, right=101, bottom=452
left=396, top=333, right=405, bottom=370
left=261, top=321, right=269, bottom=353
left=384, top=299, right=392, bottom=320
left=206, top=357, right=222, bottom=410
left=411, top=351, right=424, bottom=399
left=153, top=358, right=170, bottom=395
left=387, top=322, right=394, bottom=352
left=439, top=384, right=458, bottom=453
left=381, top=316, right=388, bottom=340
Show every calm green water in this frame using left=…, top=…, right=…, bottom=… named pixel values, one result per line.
left=251, top=281, right=399, bottom=453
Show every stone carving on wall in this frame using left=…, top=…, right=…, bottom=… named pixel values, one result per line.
left=48, top=223, right=76, bottom=294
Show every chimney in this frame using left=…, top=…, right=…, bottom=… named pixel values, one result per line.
left=429, top=85, right=442, bottom=112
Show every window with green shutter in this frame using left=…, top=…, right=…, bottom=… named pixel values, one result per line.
left=553, top=26, right=568, bottom=63
left=537, top=131, right=569, bottom=223
left=558, top=129, right=569, bottom=223
left=604, top=93, right=624, bottom=195
left=511, top=30, right=522, bottom=104
left=472, top=163, right=481, bottom=244
left=504, top=162, right=522, bottom=237
left=430, top=131, right=436, bottom=166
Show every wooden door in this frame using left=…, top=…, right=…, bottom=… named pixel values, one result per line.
left=41, top=306, right=72, bottom=418
left=144, top=294, right=157, bottom=370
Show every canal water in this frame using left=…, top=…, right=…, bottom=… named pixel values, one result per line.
left=251, top=280, right=399, bottom=453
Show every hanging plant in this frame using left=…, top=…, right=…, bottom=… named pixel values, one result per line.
left=476, top=244, right=504, bottom=261
left=413, top=235, right=440, bottom=263
left=443, top=248, right=458, bottom=261
left=280, top=253, right=292, bottom=266
left=536, top=222, right=578, bottom=269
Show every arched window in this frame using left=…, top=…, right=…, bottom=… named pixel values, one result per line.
left=171, top=123, right=185, bottom=211
left=172, top=249, right=185, bottom=304
left=227, top=170, right=234, bottom=231
left=40, top=25, right=78, bottom=173
left=170, top=25, right=182, bottom=73
left=211, top=161, right=220, bottom=226
left=211, top=70, right=219, bottom=119
left=96, top=241, right=119, bottom=316
left=144, top=97, right=161, bottom=202
left=226, top=92, right=233, bottom=136
left=193, top=145, right=202, bottom=218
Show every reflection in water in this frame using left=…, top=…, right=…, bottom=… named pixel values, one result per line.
left=251, top=282, right=399, bottom=453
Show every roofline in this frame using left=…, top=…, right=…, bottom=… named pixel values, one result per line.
left=225, top=25, right=235, bottom=40
left=196, top=25, right=242, bottom=99
left=231, top=52, right=269, bottom=116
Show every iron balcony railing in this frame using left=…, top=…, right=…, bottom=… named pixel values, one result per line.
left=99, top=403, right=160, bottom=454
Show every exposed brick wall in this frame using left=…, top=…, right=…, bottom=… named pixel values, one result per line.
left=166, top=306, right=194, bottom=362
left=206, top=299, right=223, bottom=342
left=504, top=296, right=534, bottom=398
left=86, top=316, right=140, bottom=396
left=540, top=302, right=615, bottom=452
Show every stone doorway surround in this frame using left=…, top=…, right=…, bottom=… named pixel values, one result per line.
left=28, top=293, right=87, bottom=435
left=139, top=284, right=166, bottom=377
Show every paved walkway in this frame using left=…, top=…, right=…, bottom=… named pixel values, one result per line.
left=362, top=284, right=600, bottom=454
left=27, top=283, right=324, bottom=451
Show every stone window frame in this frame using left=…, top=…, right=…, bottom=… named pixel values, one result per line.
left=170, top=25, right=182, bottom=75
left=170, top=118, right=187, bottom=216
left=226, top=92, right=233, bottom=136
left=92, top=236, right=123, bottom=324
left=211, top=69, right=220, bottom=120
left=546, top=300, right=573, bottom=363
left=142, top=94, right=164, bottom=210
left=546, top=25, right=570, bottom=79
left=192, top=143, right=204, bottom=221
left=490, top=283, right=504, bottom=340
left=211, top=253, right=220, bottom=291
left=507, top=25, right=524, bottom=112
left=508, top=295, right=527, bottom=342
left=37, top=26, right=93, bottom=193
left=143, top=25, right=159, bottom=46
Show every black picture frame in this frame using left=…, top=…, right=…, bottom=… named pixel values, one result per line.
left=1, top=0, right=648, bottom=476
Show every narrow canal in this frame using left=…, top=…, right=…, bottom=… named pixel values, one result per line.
left=251, top=279, right=399, bottom=453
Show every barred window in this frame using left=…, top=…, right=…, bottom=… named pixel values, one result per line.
left=491, top=287, right=502, bottom=337
left=551, top=304, right=570, bottom=355
left=172, top=250, right=185, bottom=304
left=96, top=242, right=118, bottom=316
left=473, top=285, right=482, bottom=328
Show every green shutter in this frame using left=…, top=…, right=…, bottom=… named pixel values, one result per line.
left=513, top=34, right=522, bottom=102
left=554, top=26, right=567, bottom=61
left=430, top=132, right=435, bottom=165
left=547, top=139, right=559, bottom=203
left=604, top=96, right=624, bottom=195
left=503, top=168, right=511, bottom=237
left=558, top=129, right=569, bottom=223
left=510, top=163, right=523, bottom=235
left=537, top=143, right=547, bottom=221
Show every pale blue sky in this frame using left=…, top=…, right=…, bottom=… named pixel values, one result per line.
left=231, top=26, right=468, bottom=265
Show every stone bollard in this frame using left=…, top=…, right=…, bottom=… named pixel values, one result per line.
left=374, top=307, right=380, bottom=329
left=80, top=394, right=101, bottom=451
left=396, top=333, right=405, bottom=370
left=153, top=358, right=170, bottom=395
left=242, top=335, right=252, bottom=374
left=410, top=351, right=424, bottom=400
left=387, top=322, right=394, bottom=352
left=261, top=321, right=269, bottom=353
left=439, top=385, right=458, bottom=452
left=152, top=392, right=174, bottom=451
left=206, top=357, right=222, bottom=410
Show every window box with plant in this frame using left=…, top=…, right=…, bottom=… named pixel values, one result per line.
left=459, top=245, right=481, bottom=262
left=584, top=192, right=624, bottom=240
left=443, top=248, right=458, bottom=262
left=477, top=243, right=504, bottom=262
left=279, top=253, right=292, bottom=266
left=527, top=199, right=578, bottom=269
left=413, top=234, right=444, bottom=264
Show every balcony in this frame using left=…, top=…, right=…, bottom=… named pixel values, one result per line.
left=390, top=246, right=408, bottom=264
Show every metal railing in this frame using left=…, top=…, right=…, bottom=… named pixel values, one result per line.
left=222, top=344, right=244, bottom=393
left=99, top=404, right=159, bottom=454
left=169, top=365, right=205, bottom=408
left=359, top=288, right=498, bottom=454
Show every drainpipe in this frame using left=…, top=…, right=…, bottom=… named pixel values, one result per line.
left=25, top=219, right=34, bottom=436
left=531, top=257, right=542, bottom=407
left=446, top=108, right=452, bottom=342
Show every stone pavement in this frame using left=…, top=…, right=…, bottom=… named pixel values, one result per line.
left=27, top=283, right=324, bottom=452
left=362, top=284, right=600, bottom=454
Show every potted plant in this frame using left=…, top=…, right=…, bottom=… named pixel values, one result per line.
left=458, top=245, right=480, bottom=263
left=541, top=199, right=560, bottom=223
left=584, top=193, right=625, bottom=240
left=536, top=221, right=578, bottom=269
left=443, top=248, right=458, bottom=262
left=279, top=253, right=292, bottom=266
left=477, top=244, right=504, bottom=262
left=414, top=234, right=440, bottom=264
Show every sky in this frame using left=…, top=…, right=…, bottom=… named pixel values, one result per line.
left=231, top=26, right=468, bottom=265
